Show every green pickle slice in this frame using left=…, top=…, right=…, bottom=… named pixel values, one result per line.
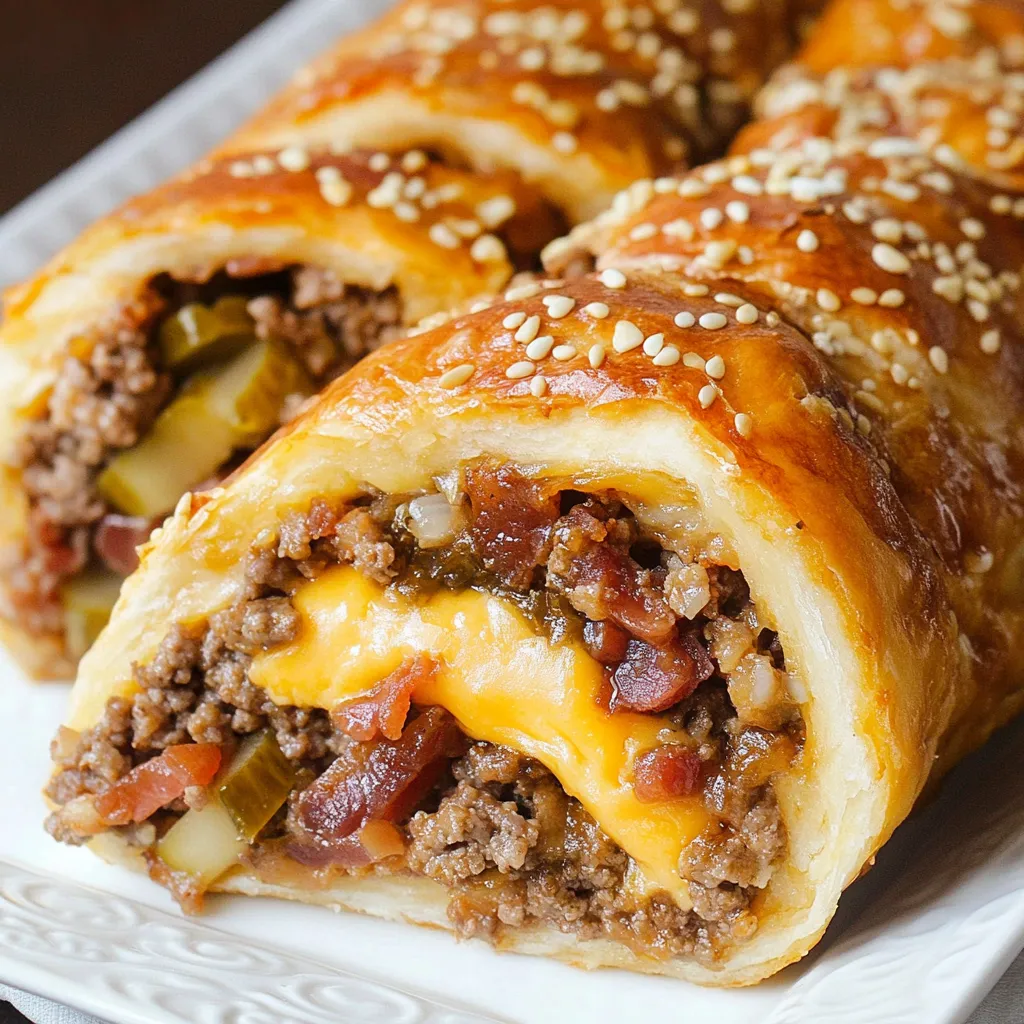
left=218, top=729, right=297, bottom=841
left=158, top=296, right=254, bottom=373
left=62, top=571, right=122, bottom=658
left=97, top=339, right=311, bottom=517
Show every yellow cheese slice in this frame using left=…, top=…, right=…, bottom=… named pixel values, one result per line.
left=250, top=565, right=712, bottom=904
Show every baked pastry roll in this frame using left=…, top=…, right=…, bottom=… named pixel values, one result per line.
left=1, top=0, right=814, bottom=679
left=0, top=149, right=558, bottom=678
left=46, top=113, right=1024, bottom=983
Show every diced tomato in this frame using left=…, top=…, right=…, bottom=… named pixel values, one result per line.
left=332, top=655, right=437, bottom=741
left=633, top=745, right=702, bottom=803
left=94, top=743, right=222, bottom=826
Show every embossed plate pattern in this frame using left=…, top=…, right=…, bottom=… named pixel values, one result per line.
left=1, top=1, right=1023, bottom=1021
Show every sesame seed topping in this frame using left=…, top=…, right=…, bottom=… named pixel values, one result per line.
left=277, top=146, right=310, bottom=172
left=613, top=320, right=645, bottom=352
left=714, top=292, right=743, bottom=307
left=438, top=363, right=474, bottom=389
left=653, top=346, right=680, bottom=366
left=980, top=329, right=1001, bottom=354
left=705, top=355, right=726, bottom=379
left=699, top=312, right=727, bottom=330
left=526, top=335, right=555, bottom=360
left=401, top=150, right=427, bottom=173
left=601, top=268, right=627, bottom=289
left=683, top=283, right=709, bottom=297
left=368, top=152, right=390, bottom=172
left=960, top=218, right=986, bottom=240
left=553, top=132, right=578, bottom=154
left=851, top=287, right=878, bottom=305
left=515, top=315, right=541, bottom=344
left=683, top=351, right=704, bottom=369
left=319, top=177, right=353, bottom=207
left=643, top=333, right=665, bottom=356
left=629, top=222, right=658, bottom=241
left=674, top=311, right=696, bottom=328
left=928, top=346, right=949, bottom=373
left=544, top=295, right=576, bottom=319
left=703, top=240, right=737, bottom=267
left=734, top=413, right=753, bottom=438
left=725, top=200, right=750, bottom=224
left=471, top=234, right=506, bottom=262
left=429, top=223, right=461, bottom=249
left=736, top=303, right=758, bottom=324
left=506, top=360, right=536, bottom=380
left=731, top=175, right=763, bottom=196
left=588, top=344, right=606, bottom=368
left=503, top=311, right=527, bottom=330
left=700, top=208, right=724, bottom=230
left=878, top=289, right=905, bottom=308
left=583, top=301, right=610, bottom=319
left=698, top=384, right=718, bottom=408
left=816, top=288, right=841, bottom=312
left=505, top=282, right=541, bottom=302
left=871, top=218, right=903, bottom=244
left=552, top=345, right=577, bottom=361
left=530, top=375, right=549, bottom=397
left=477, top=195, right=516, bottom=228
left=872, top=243, right=911, bottom=274
left=796, top=229, right=819, bottom=253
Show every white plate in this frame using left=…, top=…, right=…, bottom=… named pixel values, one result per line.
left=1, top=1, right=1023, bottom=1020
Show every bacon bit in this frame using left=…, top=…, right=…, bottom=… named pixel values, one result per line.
left=583, top=619, right=630, bottom=664
left=465, top=464, right=559, bottom=590
left=94, top=514, right=158, bottom=576
left=566, top=543, right=677, bottom=644
left=633, top=745, right=702, bottom=803
left=288, top=820, right=406, bottom=869
left=332, top=655, right=438, bottom=741
left=296, top=706, right=465, bottom=846
left=611, top=632, right=713, bottom=713
left=94, top=744, right=222, bottom=826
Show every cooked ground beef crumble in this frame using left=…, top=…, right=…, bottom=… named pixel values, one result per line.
left=46, top=471, right=803, bottom=966
left=9, top=266, right=402, bottom=649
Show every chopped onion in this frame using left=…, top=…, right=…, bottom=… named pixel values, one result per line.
left=432, top=468, right=464, bottom=505
left=406, top=493, right=461, bottom=548
left=706, top=617, right=755, bottom=673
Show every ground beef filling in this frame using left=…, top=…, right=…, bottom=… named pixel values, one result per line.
left=10, top=265, right=402, bottom=644
left=46, top=470, right=802, bottom=965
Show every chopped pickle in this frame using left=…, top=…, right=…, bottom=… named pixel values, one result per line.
left=62, top=570, right=122, bottom=658
left=157, top=796, right=246, bottom=888
left=97, top=340, right=311, bottom=517
left=218, top=729, right=296, bottom=841
left=158, top=296, right=254, bottom=373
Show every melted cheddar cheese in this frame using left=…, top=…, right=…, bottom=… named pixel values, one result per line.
left=250, top=566, right=713, bottom=905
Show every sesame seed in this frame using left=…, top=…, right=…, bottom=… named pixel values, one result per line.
left=932, top=276, right=964, bottom=302
left=277, top=146, right=310, bottom=172
left=980, top=329, right=1001, bottom=354
left=401, top=150, right=428, bottom=173
left=663, top=218, right=695, bottom=239
left=705, top=355, right=726, bottom=379
left=715, top=292, right=743, bottom=307
left=393, top=202, right=420, bottom=223
left=368, top=153, right=390, bottom=172
left=319, top=178, right=353, bottom=207
left=643, top=333, right=665, bottom=356
left=816, top=288, right=841, bottom=312
left=552, top=345, right=577, bottom=361
left=928, top=346, right=949, bottom=373
left=871, top=218, right=903, bottom=244
left=961, top=218, right=986, bottom=240
left=698, top=384, right=718, bottom=408
left=703, top=240, right=737, bottom=267
left=731, top=175, right=763, bottom=196
left=477, top=195, right=516, bottom=228
left=601, top=268, right=627, bottom=289
left=674, top=311, right=696, bottom=328
left=471, top=234, right=506, bottom=262
left=678, top=178, right=710, bottom=198
left=964, top=549, right=994, bottom=574
left=429, top=223, right=461, bottom=249
left=683, top=283, right=709, bottom=297
left=251, top=155, right=275, bottom=175
left=515, top=315, right=541, bottom=344
left=700, top=208, right=724, bottom=230
left=725, top=200, right=750, bottom=224
left=856, top=414, right=871, bottom=435
left=629, top=222, right=658, bottom=241
left=736, top=303, right=758, bottom=324
left=734, top=413, right=753, bottom=438
left=530, top=375, right=549, bottom=397
left=439, top=363, right=475, bottom=389
left=506, top=360, right=536, bottom=380
left=553, top=132, right=578, bottom=154
left=991, top=194, right=1012, bottom=215
left=583, top=301, right=610, bottom=319
left=683, top=351, right=704, bottom=369
left=503, top=311, right=527, bottom=330
left=544, top=295, right=576, bottom=319
left=766, top=311, right=780, bottom=327
left=588, top=344, right=606, bottom=368
left=796, top=229, right=819, bottom=253
left=699, top=312, right=727, bottom=330
left=613, top=320, right=645, bottom=352
left=228, top=160, right=254, bottom=178
left=526, top=335, right=555, bottom=360
left=878, top=289, right=905, bottom=308
left=653, top=346, right=680, bottom=366
left=851, top=287, right=877, bottom=305
left=872, top=243, right=911, bottom=274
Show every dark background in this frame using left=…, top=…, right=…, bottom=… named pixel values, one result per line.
left=2, top=3, right=292, bottom=1016
left=1, top=0, right=289, bottom=215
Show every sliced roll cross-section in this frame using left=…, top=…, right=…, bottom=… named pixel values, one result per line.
left=46, top=118, right=1024, bottom=984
